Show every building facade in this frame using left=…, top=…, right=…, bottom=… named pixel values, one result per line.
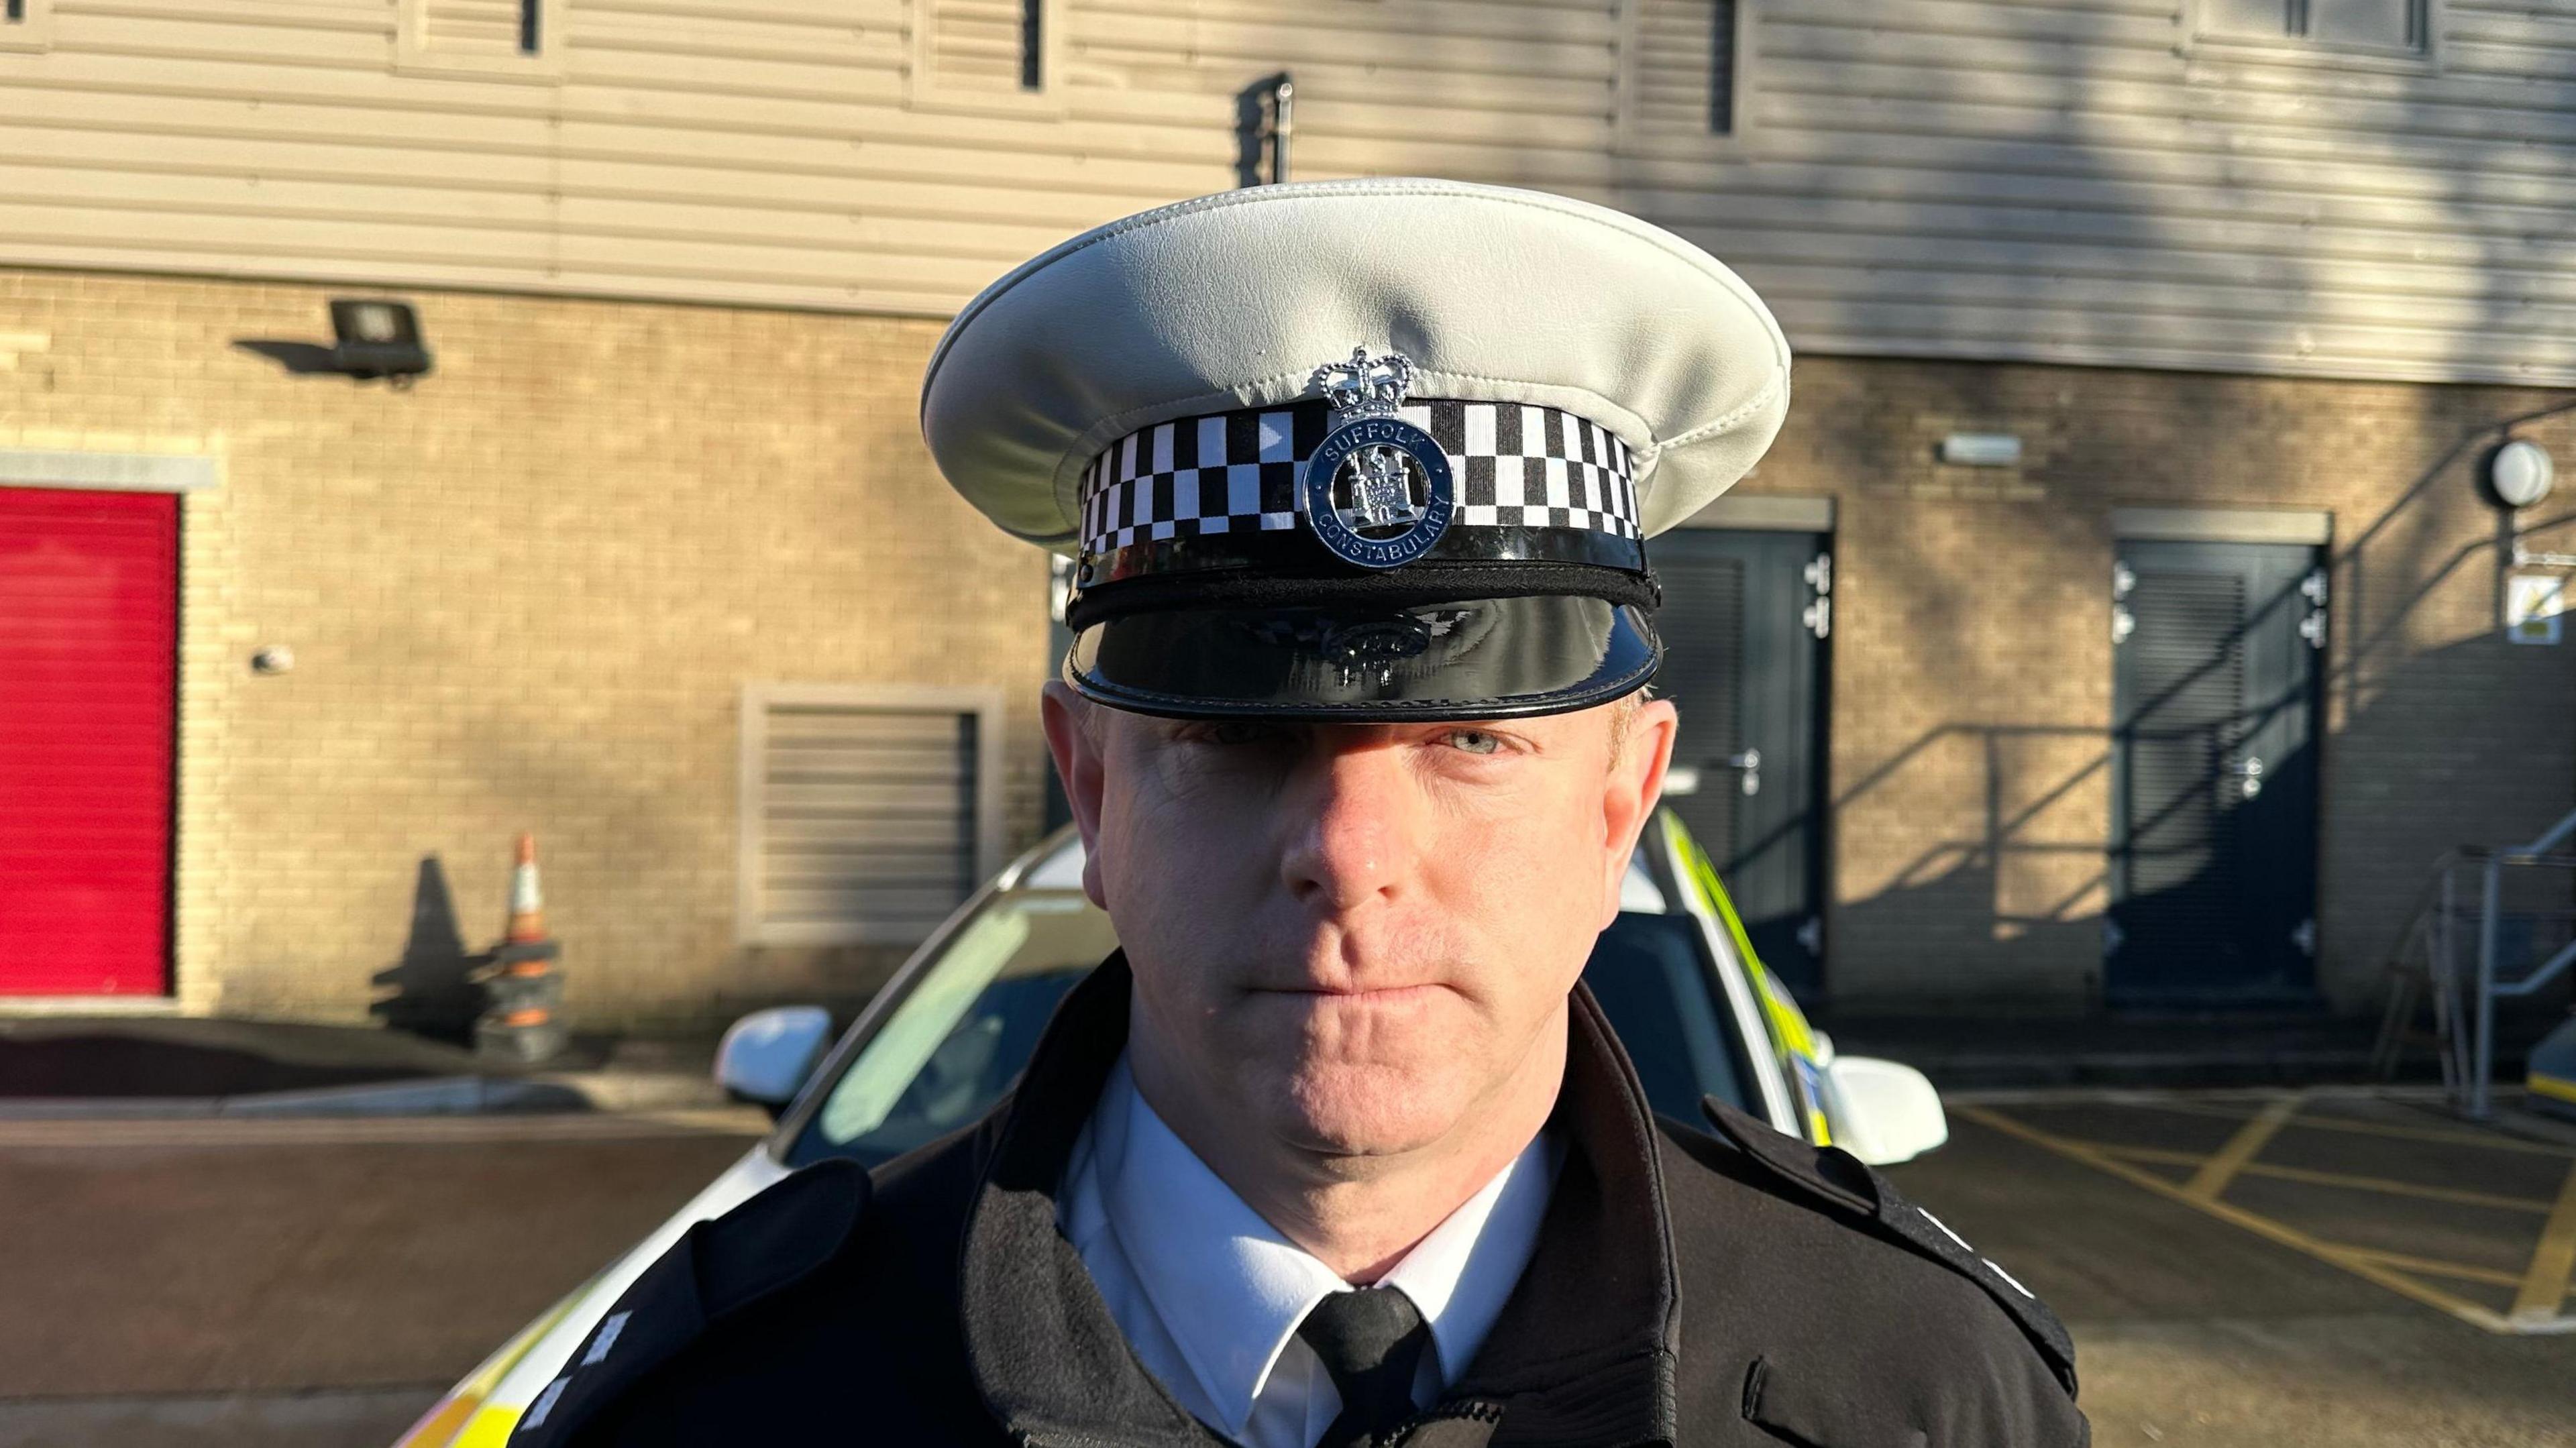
left=1, top=0, right=2569, bottom=1026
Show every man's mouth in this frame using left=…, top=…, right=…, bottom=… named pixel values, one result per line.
left=1265, top=983, right=1447, bottom=1004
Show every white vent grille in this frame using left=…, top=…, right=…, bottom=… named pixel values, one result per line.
left=425, top=0, right=529, bottom=55
left=739, top=685, right=1004, bottom=946
left=0, top=0, right=53, bottom=52
left=1627, top=0, right=1739, bottom=136
left=397, top=0, right=558, bottom=77
left=921, top=0, right=1041, bottom=94
left=2202, top=0, right=2427, bottom=52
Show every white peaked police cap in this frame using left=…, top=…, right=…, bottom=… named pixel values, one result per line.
left=918, top=178, right=1793, bottom=722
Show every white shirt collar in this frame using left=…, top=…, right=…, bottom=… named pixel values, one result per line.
left=1068, top=1054, right=1558, bottom=1442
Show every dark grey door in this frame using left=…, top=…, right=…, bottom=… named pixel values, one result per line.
left=1653, top=528, right=1831, bottom=1001
left=2108, top=539, right=2326, bottom=1006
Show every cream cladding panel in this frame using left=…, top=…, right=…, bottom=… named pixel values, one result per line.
left=5, top=0, right=2576, bottom=385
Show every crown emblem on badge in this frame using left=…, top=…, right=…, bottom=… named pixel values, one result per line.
left=1311, top=346, right=1415, bottom=424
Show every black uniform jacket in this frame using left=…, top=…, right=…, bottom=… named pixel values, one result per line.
left=511, top=955, right=2087, bottom=1448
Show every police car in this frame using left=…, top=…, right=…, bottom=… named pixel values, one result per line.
left=390, top=810, right=1947, bottom=1448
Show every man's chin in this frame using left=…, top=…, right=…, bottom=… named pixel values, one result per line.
left=1265, top=1062, right=1470, bottom=1161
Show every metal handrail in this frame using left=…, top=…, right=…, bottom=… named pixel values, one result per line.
left=2368, top=868, right=2453, bottom=1083
left=2453, top=800, right=2576, bottom=1119
left=2524, top=807, right=2576, bottom=860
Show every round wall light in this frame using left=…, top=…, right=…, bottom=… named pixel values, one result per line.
left=2487, top=438, right=2556, bottom=510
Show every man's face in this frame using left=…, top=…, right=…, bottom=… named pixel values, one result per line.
left=1044, top=685, right=1676, bottom=1164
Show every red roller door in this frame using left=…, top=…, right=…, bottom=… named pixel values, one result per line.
left=0, top=487, right=178, bottom=995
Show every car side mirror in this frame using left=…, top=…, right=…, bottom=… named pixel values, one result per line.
left=714, top=1005, right=832, bottom=1118
left=1822, top=1056, right=1948, bottom=1166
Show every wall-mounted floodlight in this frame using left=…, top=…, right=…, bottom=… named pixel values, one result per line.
left=1938, top=432, right=2023, bottom=467
left=328, top=298, right=434, bottom=386
left=2486, top=438, right=2556, bottom=510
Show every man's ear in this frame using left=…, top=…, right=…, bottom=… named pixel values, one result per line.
left=1040, top=681, right=1112, bottom=909
left=1601, top=696, right=1679, bottom=926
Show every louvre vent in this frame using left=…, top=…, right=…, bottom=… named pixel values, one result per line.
left=422, top=0, right=535, bottom=55
left=2117, top=569, right=2247, bottom=912
left=2201, top=0, right=2426, bottom=52
left=397, top=0, right=551, bottom=72
left=741, top=690, right=996, bottom=946
left=923, top=0, right=1042, bottom=93
left=0, top=0, right=53, bottom=46
left=1629, top=0, right=1737, bottom=135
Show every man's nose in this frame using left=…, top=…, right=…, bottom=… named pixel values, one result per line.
left=1277, top=736, right=1422, bottom=913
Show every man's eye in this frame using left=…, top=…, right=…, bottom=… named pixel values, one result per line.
left=1188, top=720, right=1287, bottom=748
left=1444, top=730, right=1504, bottom=756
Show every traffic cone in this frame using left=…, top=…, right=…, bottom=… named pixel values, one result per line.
left=474, top=832, right=566, bottom=1063
left=504, top=832, right=546, bottom=944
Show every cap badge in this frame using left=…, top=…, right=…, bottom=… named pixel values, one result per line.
left=1299, top=347, right=1454, bottom=569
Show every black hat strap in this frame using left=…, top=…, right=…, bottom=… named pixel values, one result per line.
left=1065, top=559, right=1659, bottom=631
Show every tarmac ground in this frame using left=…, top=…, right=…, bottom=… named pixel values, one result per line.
left=1890, top=1085, right=2576, bottom=1448
left=0, top=1110, right=765, bottom=1448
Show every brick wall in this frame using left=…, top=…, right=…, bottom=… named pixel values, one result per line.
left=5, top=273, right=2567, bottom=1026
left=1747, top=357, right=2576, bottom=1015
left=0, top=269, right=1053, bottom=1032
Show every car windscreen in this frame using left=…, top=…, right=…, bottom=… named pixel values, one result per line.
left=788, top=890, right=1114, bottom=1169
left=789, top=896, right=1754, bottom=1170
left=1579, top=910, right=1757, bottom=1123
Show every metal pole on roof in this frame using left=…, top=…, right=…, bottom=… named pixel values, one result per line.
left=1271, top=74, right=1295, bottom=185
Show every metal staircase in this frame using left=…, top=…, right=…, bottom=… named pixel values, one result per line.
left=2375, top=804, right=2576, bottom=1118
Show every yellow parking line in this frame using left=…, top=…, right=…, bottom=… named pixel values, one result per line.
left=2185, top=1092, right=2303, bottom=1202
left=2092, top=1144, right=2561, bottom=1215
left=2340, top=1247, right=2531, bottom=1290
left=2115, top=1098, right=2576, bottom=1158
left=1957, top=1105, right=2517, bottom=1334
left=2512, top=1160, right=2576, bottom=1325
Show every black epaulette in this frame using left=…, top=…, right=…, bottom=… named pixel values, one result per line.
left=1698, top=1095, right=2079, bottom=1398
left=507, top=1157, right=874, bottom=1448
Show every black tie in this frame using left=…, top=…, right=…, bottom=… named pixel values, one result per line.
left=1296, top=1287, right=1433, bottom=1448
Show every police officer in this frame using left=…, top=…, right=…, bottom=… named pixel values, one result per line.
left=511, top=178, right=2087, bottom=1448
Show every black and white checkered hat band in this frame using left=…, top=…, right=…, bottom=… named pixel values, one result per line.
left=1079, top=399, right=1640, bottom=560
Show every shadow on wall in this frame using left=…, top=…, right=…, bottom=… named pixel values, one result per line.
left=2308, top=394, right=2576, bottom=993
left=370, top=856, right=486, bottom=1046
left=2328, top=396, right=2576, bottom=722
left=1825, top=390, right=2576, bottom=1013
left=1829, top=590, right=2573, bottom=1017
left=1631, top=0, right=2572, bottom=1016
left=1828, top=722, right=2111, bottom=1013
left=1233, top=72, right=1290, bottom=188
